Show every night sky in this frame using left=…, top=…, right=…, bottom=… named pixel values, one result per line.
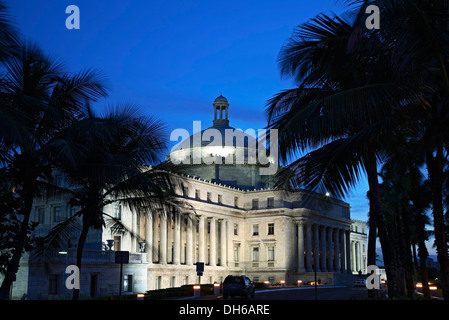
left=11, top=0, right=370, bottom=222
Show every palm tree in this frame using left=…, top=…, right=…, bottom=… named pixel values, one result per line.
left=267, top=0, right=449, bottom=298
left=0, top=0, right=18, bottom=68
left=0, top=42, right=107, bottom=300
left=265, top=8, right=416, bottom=297
left=371, top=0, right=449, bottom=299
left=43, top=104, right=190, bottom=300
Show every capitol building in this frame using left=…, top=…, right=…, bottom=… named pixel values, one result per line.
left=10, top=95, right=367, bottom=299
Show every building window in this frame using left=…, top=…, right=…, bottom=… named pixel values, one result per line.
left=234, top=197, right=239, bottom=208
left=37, top=207, right=45, bottom=224
left=183, top=186, right=189, bottom=198
left=195, top=189, right=200, bottom=200
left=234, top=245, right=240, bottom=262
left=170, top=276, right=176, bottom=288
left=234, top=223, right=238, bottom=236
left=268, top=223, right=275, bottom=235
left=252, top=247, right=259, bottom=261
left=268, top=246, right=275, bottom=261
left=217, top=194, right=222, bottom=205
left=253, top=224, right=259, bottom=236
left=114, top=205, right=122, bottom=220
left=114, top=236, right=121, bottom=251
left=48, top=274, right=59, bottom=295
left=90, top=274, right=98, bottom=297
left=124, top=274, right=133, bottom=292
left=207, top=192, right=212, bottom=203
left=70, top=206, right=78, bottom=217
left=267, top=197, right=274, bottom=208
left=52, top=206, right=62, bottom=222
left=252, top=199, right=259, bottom=209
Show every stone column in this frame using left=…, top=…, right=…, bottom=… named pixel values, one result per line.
left=227, top=219, right=234, bottom=267
left=346, top=230, right=352, bottom=274
left=339, top=229, right=345, bottom=272
left=313, top=224, right=320, bottom=272
left=198, top=215, right=205, bottom=263
left=327, top=227, right=333, bottom=272
left=145, top=211, right=153, bottom=265
left=160, top=212, right=167, bottom=264
left=167, top=212, right=173, bottom=263
left=297, top=221, right=305, bottom=272
left=305, top=222, right=312, bottom=272
left=333, top=228, right=340, bottom=272
left=186, top=215, right=193, bottom=265
left=153, top=213, right=159, bottom=263
left=220, top=219, right=227, bottom=266
left=210, top=217, right=216, bottom=266
left=132, top=212, right=138, bottom=252
left=320, top=225, right=327, bottom=272
left=173, top=212, right=181, bottom=265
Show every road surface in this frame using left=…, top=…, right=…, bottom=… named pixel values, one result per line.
left=190, top=286, right=368, bottom=300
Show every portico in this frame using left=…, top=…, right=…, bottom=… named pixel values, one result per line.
left=296, top=220, right=352, bottom=275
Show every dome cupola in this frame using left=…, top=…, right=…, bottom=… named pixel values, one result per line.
left=213, top=94, right=230, bottom=127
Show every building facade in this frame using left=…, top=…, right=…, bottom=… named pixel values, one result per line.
left=8, top=95, right=367, bottom=299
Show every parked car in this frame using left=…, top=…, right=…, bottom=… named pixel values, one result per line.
left=223, top=275, right=255, bottom=299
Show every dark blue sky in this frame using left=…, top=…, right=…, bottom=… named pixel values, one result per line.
left=11, top=0, right=370, bottom=222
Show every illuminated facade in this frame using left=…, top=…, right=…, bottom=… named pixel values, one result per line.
left=9, top=96, right=367, bottom=299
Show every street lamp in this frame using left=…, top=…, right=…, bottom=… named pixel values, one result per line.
left=313, top=264, right=317, bottom=300
left=59, top=251, right=69, bottom=297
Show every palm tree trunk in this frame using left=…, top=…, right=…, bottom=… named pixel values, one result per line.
left=415, top=209, right=430, bottom=298
left=365, top=155, right=398, bottom=298
left=0, top=182, right=34, bottom=300
left=426, top=146, right=449, bottom=300
left=367, top=194, right=378, bottom=298
left=399, top=208, right=415, bottom=298
left=367, top=211, right=377, bottom=267
left=412, top=244, right=418, bottom=281
left=417, top=235, right=430, bottom=298
left=72, top=222, right=90, bottom=300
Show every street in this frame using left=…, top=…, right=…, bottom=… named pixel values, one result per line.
left=191, top=286, right=368, bottom=300
left=253, top=286, right=368, bottom=300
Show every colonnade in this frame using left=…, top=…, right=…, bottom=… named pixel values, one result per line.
left=142, top=211, right=353, bottom=275
left=351, top=240, right=365, bottom=274
left=296, top=221, right=352, bottom=274
left=144, top=211, right=232, bottom=267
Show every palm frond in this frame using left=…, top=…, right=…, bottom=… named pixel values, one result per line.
left=34, top=213, right=81, bottom=259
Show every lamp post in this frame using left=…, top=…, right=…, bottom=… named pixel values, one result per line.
left=58, top=251, right=68, bottom=298
left=313, top=264, right=317, bottom=300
